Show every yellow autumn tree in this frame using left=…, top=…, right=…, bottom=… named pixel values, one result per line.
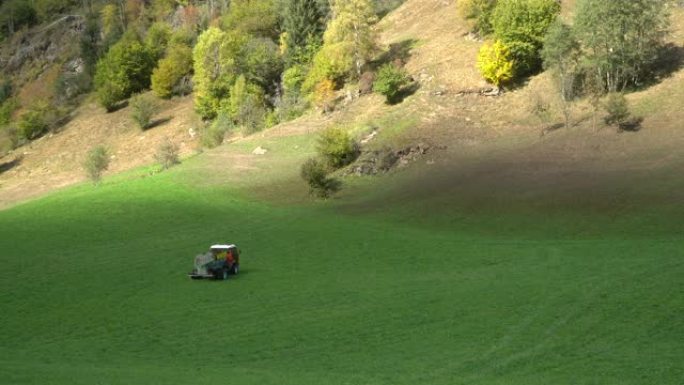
left=323, top=0, right=378, bottom=78
left=477, top=40, right=514, bottom=89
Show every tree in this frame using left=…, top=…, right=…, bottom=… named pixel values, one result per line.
left=145, top=22, right=172, bottom=62
left=84, top=145, right=110, bottom=183
left=151, top=44, right=193, bottom=99
left=575, top=0, right=671, bottom=92
left=192, top=28, right=247, bottom=119
left=477, top=40, right=514, bottom=89
left=221, top=0, right=279, bottom=40
left=284, top=0, right=324, bottom=64
left=227, top=75, right=267, bottom=132
left=542, top=20, right=580, bottom=128
left=323, top=0, right=378, bottom=78
left=94, top=33, right=155, bottom=111
left=491, top=0, right=560, bottom=77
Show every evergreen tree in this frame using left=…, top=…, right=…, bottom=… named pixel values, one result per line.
left=284, top=0, right=324, bottom=62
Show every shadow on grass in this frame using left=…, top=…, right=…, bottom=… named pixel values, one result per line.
left=0, top=155, right=21, bottom=175
left=372, top=39, right=418, bottom=69
left=639, top=44, right=684, bottom=90
left=386, top=82, right=421, bottom=105
left=106, top=100, right=129, bottom=113
left=145, top=116, right=173, bottom=130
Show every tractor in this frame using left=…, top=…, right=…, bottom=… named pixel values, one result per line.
left=188, top=244, right=240, bottom=280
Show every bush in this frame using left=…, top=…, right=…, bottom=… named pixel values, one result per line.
left=16, top=101, right=62, bottom=140
left=477, top=40, right=514, bottom=88
left=155, top=138, right=180, bottom=170
left=317, top=127, right=360, bottom=169
left=0, top=98, right=18, bottom=126
left=603, top=93, right=632, bottom=128
left=151, top=44, right=194, bottom=99
left=300, top=157, right=341, bottom=198
left=201, top=113, right=232, bottom=148
left=130, top=94, right=158, bottom=130
left=0, top=79, right=11, bottom=105
left=373, top=64, right=410, bottom=103
left=145, top=22, right=172, bottom=61
left=84, top=145, right=110, bottom=183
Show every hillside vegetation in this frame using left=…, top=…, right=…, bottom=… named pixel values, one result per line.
left=0, top=1, right=684, bottom=384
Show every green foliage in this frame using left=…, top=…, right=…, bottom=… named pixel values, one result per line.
left=155, top=138, right=180, bottom=170
left=282, top=65, right=307, bottom=94
left=80, top=14, right=101, bottom=77
left=227, top=76, right=268, bottom=134
left=491, top=0, right=560, bottom=77
left=284, top=0, right=324, bottom=64
left=373, top=64, right=410, bottom=103
left=575, top=0, right=670, bottom=92
left=130, top=93, right=158, bottom=130
left=101, top=4, right=123, bottom=47
left=221, top=0, right=279, bottom=40
left=0, top=78, right=11, bottom=105
left=151, top=44, right=193, bottom=99
left=323, top=0, right=378, bottom=78
left=477, top=40, right=514, bottom=88
left=241, top=37, right=282, bottom=91
left=83, top=145, right=109, bottom=183
left=33, top=0, right=79, bottom=22
left=317, top=127, right=360, bottom=169
left=200, top=112, right=232, bottom=148
left=302, top=44, right=352, bottom=94
left=300, top=157, right=340, bottom=198
left=603, top=93, right=631, bottom=127
left=94, top=33, right=156, bottom=111
left=145, top=22, right=172, bottom=61
left=192, top=28, right=248, bottom=119
left=458, top=0, right=498, bottom=35
left=0, top=98, right=18, bottom=126
left=0, top=0, right=37, bottom=36
left=16, top=101, right=62, bottom=141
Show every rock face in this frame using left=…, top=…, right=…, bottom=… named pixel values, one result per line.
left=0, top=15, right=84, bottom=86
left=347, top=143, right=446, bottom=176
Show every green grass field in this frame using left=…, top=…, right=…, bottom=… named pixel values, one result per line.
left=1, top=148, right=683, bottom=385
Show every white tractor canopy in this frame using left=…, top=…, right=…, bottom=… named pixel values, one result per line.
left=210, top=244, right=237, bottom=250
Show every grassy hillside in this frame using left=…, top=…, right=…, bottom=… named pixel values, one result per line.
left=1, top=1, right=684, bottom=383
left=1, top=146, right=683, bottom=384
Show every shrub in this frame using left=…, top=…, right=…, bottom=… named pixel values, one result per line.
left=0, top=79, right=11, bottom=105
left=282, top=65, right=307, bottom=94
left=603, top=93, right=631, bottom=128
left=300, top=157, right=341, bottom=198
left=151, top=44, right=193, bottom=99
left=0, top=98, right=18, bottom=126
left=84, top=145, right=110, bottom=183
left=130, top=94, right=158, bottom=130
left=317, top=127, right=360, bottom=169
left=491, top=0, right=560, bottom=77
left=201, top=113, right=232, bottom=148
left=16, top=101, right=61, bottom=140
left=477, top=40, right=514, bottom=88
left=373, top=64, right=410, bottom=103
left=155, top=138, right=180, bottom=170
